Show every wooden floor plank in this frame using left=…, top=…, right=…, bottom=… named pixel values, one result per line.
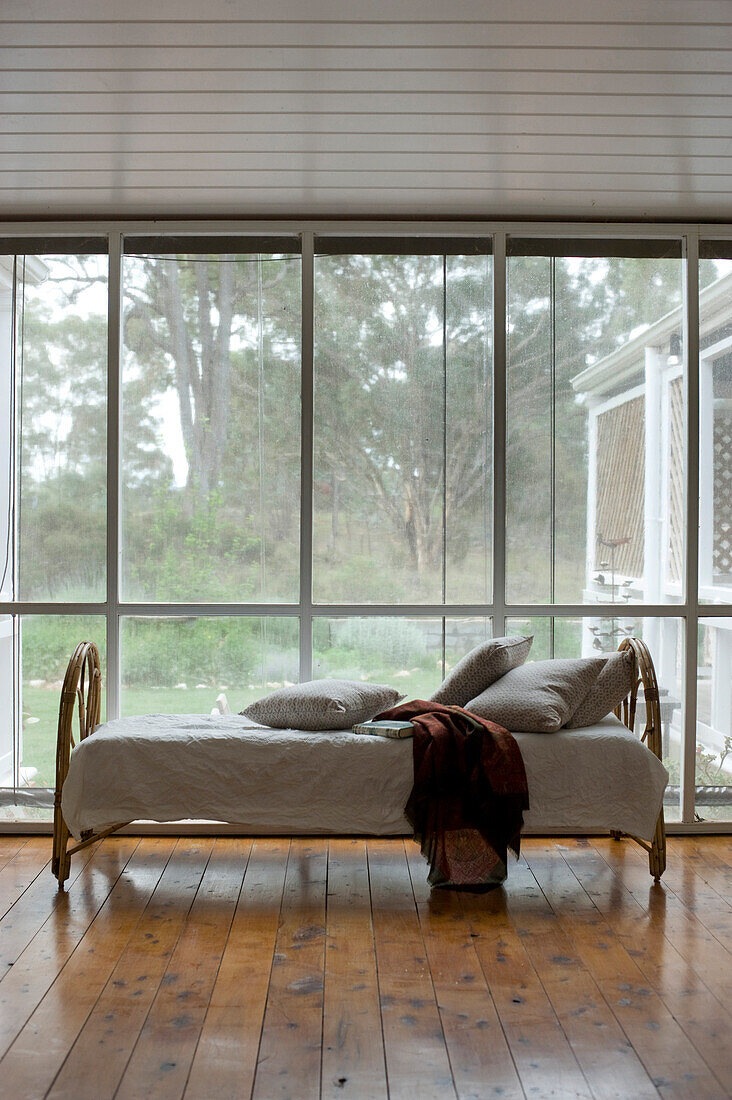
left=458, top=870, right=593, bottom=1099
left=525, top=840, right=732, bottom=1098
left=405, top=844, right=524, bottom=1100
left=367, top=839, right=457, bottom=1100
left=0, top=841, right=107, bottom=986
left=0, top=838, right=204, bottom=1100
left=113, top=838, right=245, bottom=1100
left=0, top=838, right=28, bottom=872
left=620, top=839, right=732, bottom=948
left=667, top=839, right=732, bottom=905
left=558, top=839, right=729, bottom=1099
left=0, top=839, right=53, bottom=921
left=0, top=837, right=145, bottom=1060
left=589, top=839, right=731, bottom=1006
left=321, top=838, right=388, bottom=1100
left=505, top=848, right=658, bottom=1100
left=184, top=838, right=290, bottom=1100
left=0, top=834, right=727, bottom=1100
left=251, top=837, right=328, bottom=1100
left=47, top=837, right=212, bottom=1100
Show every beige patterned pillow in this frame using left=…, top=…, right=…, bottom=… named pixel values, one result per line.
left=430, top=635, right=533, bottom=706
left=241, top=679, right=404, bottom=731
left=566, top=650, right=636, bottom=728
left=466, top=657, right=606, bottom=733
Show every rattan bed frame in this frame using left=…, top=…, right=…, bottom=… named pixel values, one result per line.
left=51, top=636, right=667, bottom=887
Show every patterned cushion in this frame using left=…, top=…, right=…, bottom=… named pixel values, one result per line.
left=466, top=657, right=606, bottom=733
left=566, top=650, right=636, bottom=728
left=430, top=635, right=533, bottom=706
left=241, top=679, right=404, bottom=731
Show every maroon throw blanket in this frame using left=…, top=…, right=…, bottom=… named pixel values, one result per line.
left=376, top=699, right=529, bottom=889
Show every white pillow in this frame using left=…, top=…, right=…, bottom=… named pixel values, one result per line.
left=241, top=678, right=404, bottom=731
left=466, top=657, right=606, bottom=733
left=430, top=635, right=533, bottom=706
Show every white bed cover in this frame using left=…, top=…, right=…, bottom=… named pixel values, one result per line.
left=61, top=712, right=668, bottom=843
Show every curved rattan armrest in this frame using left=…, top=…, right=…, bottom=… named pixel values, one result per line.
left=613, top=636, right=663, bottom=762
left=52, top=641, right=103, bottom=886
left=613, top=637, right=666, bottom=881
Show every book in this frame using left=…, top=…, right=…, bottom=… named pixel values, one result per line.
left=352, top=719, right=414, bottom=739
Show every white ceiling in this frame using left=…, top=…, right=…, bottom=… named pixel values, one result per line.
left=2, top=0, right=731, bottom=221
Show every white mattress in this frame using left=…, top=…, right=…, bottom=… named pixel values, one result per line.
left=61, top=712, right=668, bottom=843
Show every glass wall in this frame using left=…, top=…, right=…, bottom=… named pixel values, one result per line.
left=0, top=226, right=728, bottom=828
left=121, top=244, right=301, bottom=603
left=120, top=616, right=299, bottom=716
left=506, top=239, right=684, bottom=606
left=313, top=242, right=493, bottom=605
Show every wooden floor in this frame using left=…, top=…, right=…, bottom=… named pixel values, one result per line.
left=0, top=837, right=729, bottom=1100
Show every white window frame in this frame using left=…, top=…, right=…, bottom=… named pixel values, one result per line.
left=0, top=217, right=728, bottom=831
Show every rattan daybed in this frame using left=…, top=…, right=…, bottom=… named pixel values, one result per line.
left=51, top=637, right=667, bottom=887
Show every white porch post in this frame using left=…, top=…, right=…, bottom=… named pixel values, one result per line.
left=643, top=346, right=665, bottom=669
left=0, top=265, right=14, bottom=784
left=0, top=262, right=12, bottom=604
left=710, top=621, right=732, bottom=747
left=698, top=352, right=715, bottom=593
left=644, top=346, right=664, bottom=609
left=582, top=395, right=600, bottom=656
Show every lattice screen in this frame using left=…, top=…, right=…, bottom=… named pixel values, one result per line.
left=595, top=396, right=645, bottom=580
left=713, top=408, right=732, bottom=578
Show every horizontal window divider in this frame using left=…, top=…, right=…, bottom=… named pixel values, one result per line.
left=311, top=604, right=693, bottom=618
left=502, top=604, right=695, bottom=618
left=0, top=603, right=109, bottom=616
left=117, top=603, right=303, bottom=617
left=0, top=602, right=721, bottom=619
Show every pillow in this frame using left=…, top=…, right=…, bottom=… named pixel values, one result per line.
left=241, top=678, right=404, bottom=731
left=566, top=649, right=636, bottom=728
left=465, top=657, right=606, bottom=733
left=430, top=635, right=534, bottom=706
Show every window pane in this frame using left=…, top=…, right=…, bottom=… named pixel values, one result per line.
left=444, top=617, right=493, bottom=680
left=13, top=254, right=108, bottom=600
left=698, top=244, right=732, bottom=605
left=120, top=616, right=298, bottom=716
left=121, top=252, right=301, bottom=602
left=313, top=616, right=492, bottom=703
left=313, top=616, right=443, bottom=699
left=507, top=614, right=683, bottom=822
left=313, top=252, right=493, bottom=605
left=696, top=620, right=732, bottom=822
left=506, top=249, right=684, bottom=605
left=445, top=256, right=493, bottom=603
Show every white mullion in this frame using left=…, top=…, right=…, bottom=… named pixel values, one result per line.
left=106, top=232, right=122, bottom=720
left=682, top=230, right=701, bottom=825
left=299, top=231, right=314, bottom=682
left=492, top=231, right=507, bottom=638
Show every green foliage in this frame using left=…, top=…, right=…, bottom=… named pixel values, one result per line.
left=21, top=615, right=107, bottom=681
left=327, top=617, right=432, bottom=668
left=664, top=741, right=732, bottom=787
left=120, top=617, right=298, bottom=687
